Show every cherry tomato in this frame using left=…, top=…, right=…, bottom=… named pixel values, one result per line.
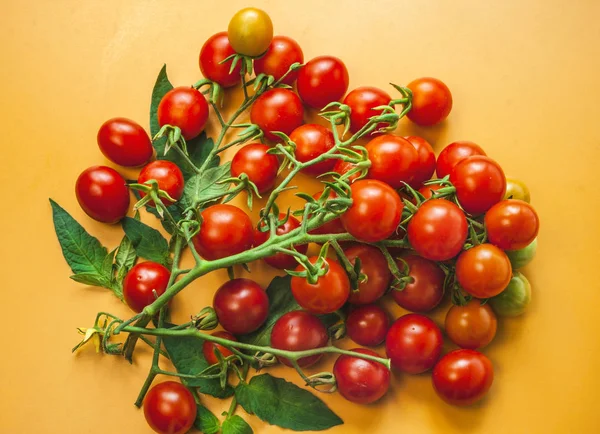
left=297, top=56, right=349, bottom=109
left=75, top=166, right=130, bottom=223
left=406, top=77, right=452, bottom=126
left=344, top=244, right=391, bottom=305
left=485, top=199, right=540, bottom=250
left=202, top=331, right=237, bottom=366
left=138, top=160, right=184, bottom=207
left=290, top=257, right=350, bottom=314
left=418, top=183, right=444, bottom=201
left=403, top=136, right=436, bottom=187
left=333, top=348, right=391, bottom=404
left=455, top=244, right=512, bottom=298
left=270, top=311, right=328, bottom=367
left=157, top=87, right=209, bottom=141
left=254, top=35, right=304, bottom=84
left=143, top=381, right=196, bottom=434
left=445, top=299, right=498, bottom=349
left=228, top=7, right=273, bottom=57
left=250, top=88, right=304, bottom=141
left=408, top=199, right=468, bottom=261
left=436, top=141, right=486, bottom=179
left=254, top=214, right=308, bottom=269
left=123, top=262, right=171, bottom=313
left=365, top=134, right=419, bottom=188
left=450, top=156, right=506, bottom=214
left=432, top=349, right=493, bottom=406
left=504, top=177, right=531, bottom=203
left=489, top=271, right=531, bottom=316
left=230, top=143, right=279, bottom=194
left=346, top=305, right=390, bottom=346
left=343, top=86, right=392, bottom=133
left=333, top=159, right=361, bottom=183
left=505, top=238, right=537, bottom=269
left=341, top=179, right=403, bottom=243
left=392, top=255, right=445, bottom=312
left=192, top=204, right=253, bottom=260
left=289, top=124, right=336, bottom=175
left=97, top=118, right=153, bottom=167
left=385, top=314, right=443, bottom=374
left=199, top=32, right=241, bottom=88
left=309, top=190, right=347, bottom=236
left=213, top=278, right=269, bottom=334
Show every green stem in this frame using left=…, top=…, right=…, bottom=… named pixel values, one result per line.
left=170, top=143, right=201, bottom=175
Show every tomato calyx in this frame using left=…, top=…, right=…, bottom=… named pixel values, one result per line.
left=129, top=179, right=178, bottom=217
left=191, top=306, right=219, bottom=330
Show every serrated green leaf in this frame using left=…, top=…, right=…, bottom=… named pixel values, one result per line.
left=69, top=272, right=110, bottom=287
left=150, top=64, right=173, bottom=137
left=121, top=217, right=170, bottom=266
left=222, top=415, right=253, bottom=434
left=194, top=404, right=221, bottom=434
left=115, top=235, right=137, bottom=282
left=181, top=162, right=232, bottom=209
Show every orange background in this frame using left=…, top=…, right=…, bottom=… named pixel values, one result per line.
left=2, top=1, right=600, bottom=433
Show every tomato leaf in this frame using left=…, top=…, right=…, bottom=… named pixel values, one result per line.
left=194, top=404, right=221, bottom=434
left=131, top=189, right=183, bottom=234
left=121, top=217, right=171, bottom=267
left=150, top=64, right=173, bottom=137
left=222, top=415, right=253, bottom=434
left=114, top=234, right=137, bottom=282
left=235, top=374, right=343, bottom=431
left=181, top=162, right=232, bottom=209
left=69, top=272, right=110, bottom=287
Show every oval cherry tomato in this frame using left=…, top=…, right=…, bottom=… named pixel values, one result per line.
left=138, top=160, right=185, bottom=206
left=143, top=381, right=197, bottom=434
left=404, top=136, right=436, bottom=187
left=344, top=244, right=391, bottom=305
left=436, top=141, right=486, bottom=179
left=202, top=331, right=237, bottom=366
left=489, top=271, right=531, bottom=316
left=365, top=134, right=419, bottom=188
left=75, top=166, right=130, bottom=223
left=270, top=311, right=328, bottom=367
left=297, top=56, right=349, bottom=109
left=346, top=305, right=390, bottom=346
left=343, top=86, right=392, bottom=133
left=123, top=262, right=171, bottom=313
left=418, top=183, right=445, bottom=201
left=228, top=7, right=273, bottom=57
left=230, top=143, right=279, bottom=194
left=445, top=299, right=498, bottom=349
left=333, top=159, right=361, bottom=183
left=455, top=244, right=512, bottom=298
left=309, top=190, right=347, bottom=236
left=333, top=348, right=391, bottom=404
left=254, top=214, right=308, bottom=269
left=213, top=278, right=269, bottom=334
left=450, top=155, right=506, bottom=214
left=406, top=77, right=452, bottom=126
left=485, top=199, right=540, bottom=250
left=157, top=87, right=209, bottom=141
left=254, top=35, right=304, bottom=85
left=505, top=238, right=537, bottom=269
left=392, top=255, right=445, bottom=312
left=250, top=88, right=304, bottom=141
left=289, top=124, right=336, bottom=175
left=504, top=177, right=531, bottom=203
left=97, top=118, right=153, bottom=167
left=199, top=32, right=241, bottom=88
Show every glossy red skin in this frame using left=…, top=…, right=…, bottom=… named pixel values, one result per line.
left=344, top=244, right=391, bottom=305
left=346, top=305, right=390, bottom=346
left=333, top=348, right=391, bottom=404
left=432, top=349, right=494, bottom=406
left=270, top=311, right=328, bottom=367
left=213, top=278, right=269, bottom=334
left=297, top=56, right=349, bottom=109
left=97, top=118, right=153, bottom=167
left=254, top=214, right=308, bottom=269
left=157, top=87, right=209, bottom=141
left=450, top=156, right=506, bottom=215
left=392, top=255, right=445, bottom=312
left=406, top=77, right=453, bottom=126
left=343, top=86, right=392, bottom=134
left=289, top=124, right=336, bottom=175
left=455, top=244, right=512, bottom=298
left=485, top=199, right=540, bottom=250
left=143, top=381, right=196, bottom=434
left=333, top=160, right=361, bottom=183
left=385, top=314, right=443, bottom=374
left=199, top=32, right=241, bottom=88
left=192, top=204, right=253, bottom=260
left=404, top=136, right=436, bottom=187
left=309, top=190, right=347, bottom=236
left=138, top=160, right=185, bottom=206
left=365, top=135, right=419, bottom=188
left=254, top=35, right=304, bottom=85
left=418, top=184, right=444, bottom=201
left=445, top=299, right=498, bottom=350
left=436, top=141, right=486, bottom=179
left=123, top=262, right=171, bottom=313
left=407, top=199, right=468, bottom=261
left=230, top=143, right=279, bottom=194
left=202, top=331, right=237, bottom=365
left=250, top=88, right=304, bottom=141
left=75, top=166, right=130, bottom=223
left=341, top=179, right=403, bottom=243
left=290, top=257, right=350, bottom=314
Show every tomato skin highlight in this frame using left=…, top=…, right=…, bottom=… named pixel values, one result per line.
left=346, top=304, right=390, bottom=346
left=365, top=134, right=419, bottom=188
left=157, top=87, right=209, bottom=141
left=75, top=165, right=130, bottom=224
left=271, top=311, right=328, bottom=367
left=404, top=136, right=436, bottom=187
left=227, top=7, right=273, bottom=57
left=392, top=255, right=445, bottom=312
left=343, top=86, right=392, bottom=133
left=143, top=381, right=197, bottom=434
left=123, top=262, right=171, bottom=313
left=407, top=77, right=453, bottom=126
left=250, top=88, right=304, bottom=141
left=138, top=160, right=185, bottom=207
left=213, top=278, right=269, bottom=334
left=97, top=118, right=153, bottom=167
left=199, top=32, right=241, bottom=88
left=344, top=244, right=391, bottom=305
left=230, top=143, right=279, bottom=194
left=289, top=124, right=336, bottom=175
left=445, top=299, right=498, bottom=349
left=254, top=35, right=304, bottom=85
left=254, top=214, right=308, bottom=269
left=202, top=331, right=237, bottom=366
left=333, top=348, right=391, bottom=404
left=455, top=243, right=512, bottom=298
left=436, top=141, right=486, bottom=179
left=485, top=199, right=540, bottom=250
left=297, top=56, right=349, bottom=109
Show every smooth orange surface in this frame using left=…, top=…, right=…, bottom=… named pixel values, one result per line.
left=2, top=1, right=600, bottom=433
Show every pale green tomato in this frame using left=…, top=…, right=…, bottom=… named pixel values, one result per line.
left=505, top=238, right=537, bottom=269
left=489, top=272, right=531, bottom=316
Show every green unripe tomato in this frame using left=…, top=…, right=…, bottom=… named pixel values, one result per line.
left=489, top=272, right=531, bottom=317
left=505, top=238, right=537, bottom=269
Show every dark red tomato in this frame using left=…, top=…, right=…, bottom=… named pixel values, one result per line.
left=343, top=86, right=392, bottom=134
left=254, top=35, right=304, bottom=85
left=436, top=141, right=486, bottom=179
left=309, top=190, right=347, bottom=236
left=455, top=244, right=512, bottom=298
left=97, top=118, right=153, bottom=167
left=157, top=87, right=209, bottom=141
left=341, top=179, right=403, bottom=243
left=290, top=257, right=350, bottom=314
left=138, top=160, right=185, bottom=206
left=445, top=299, right=498, bottom=350
left=450, top=156, right=506, bottom=215
left=392, top=255, right=445, bottom=312
left=346, top=305, right=390, bottom=346
left=230, top=143, right=279, bottom=194
left=406, top=77, right=452, bottom=126
left=270, top=311, right=328, bottom=367
left=297, top=56, right=349, bottom=109
left=123, top=262, right=171, bottom=313
left=333, top=348, right=391, bottom=404
left=407, top=199, right=468, bottom=261
left=432, top=349, right=494, bottom=406
left=289, top=124, right=336, bottom=175
left=365, top=135, right=419, bottom=188
left=213, top=278, right=269, bottom=334
left=202, top=331, right=237, bottom=365
left=485, top=199, right=540, bottom=250
left=254, top=213, right=308, bottom=269
left=192, top=204, right=253, bottom=260
left=418, top=184, right=444, bottom=201
left=199, top=31, right=241, bottom=88
left=404, top=136, right=436, bottom=187
left=75, top=166, right=130, bottom=223
left=385, top=314, right=443, bottom=374
left=344, top=244, right=391, bottom=305
left=333, top=159, right=361, bottom=183
left=250, top=88, right=304, bottom=141
left=144, top=381, right=197, bottom=434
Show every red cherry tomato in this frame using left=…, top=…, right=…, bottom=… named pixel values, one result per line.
left=406, top=77, right=452, bottom=126
left=333, top=159, right=361, bottom=183
left=445, top=299, right=498, bottom=350
left=123, top=262, right=171, bottom=313
left=157, top=87, right=209, bottom=141
left=365, top=134, right=419, bottom=188
left=297, top=56, right=349, bottom=109
left=436, top=141, right=486, bottom=179
left=213, top=278, right=269, bottom=334
left=254, top=214, right=308, bottom=269
left=199, top=32, right=241, bottom=88
left=270, top=311, right=328, bottom=367
left=254, top=35, right=304, bottom=85
left=344, top=244, right=391, bottom=305
left=404, top=136, right=436, bottom=187
left=138, top=160, right=185, bottom=207
left=75, top=166, right=130, bottom=224
left=289, top=124, right=336, bottom=175
left=250, top=88, right=304, bottom=141
left=230, top=143, right=279, bottom=194
left=202, top=331, right=237, bottom=365
left=418, top=183, right=445, bottom=201
left=346, top=305, right=390, bottom=346
left=343, top=86, right=392, bottom=133
left=485, top=199, right=540, bottom=250
left=143, top=381, right=197, bottom=434
left=97, top=118, right=153, bottom=167
left=333, top=348, right=391, bottom=404
left=455, top=244, right=512, bottom=298
left=392, top=255, right=445, bottom=312
left=309, top=190, right=347, bottom=236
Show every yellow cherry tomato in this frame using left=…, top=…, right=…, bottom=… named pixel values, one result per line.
left=504, top=177, right=531, bottom=202
left=228, top=8, right=273, bottom=57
